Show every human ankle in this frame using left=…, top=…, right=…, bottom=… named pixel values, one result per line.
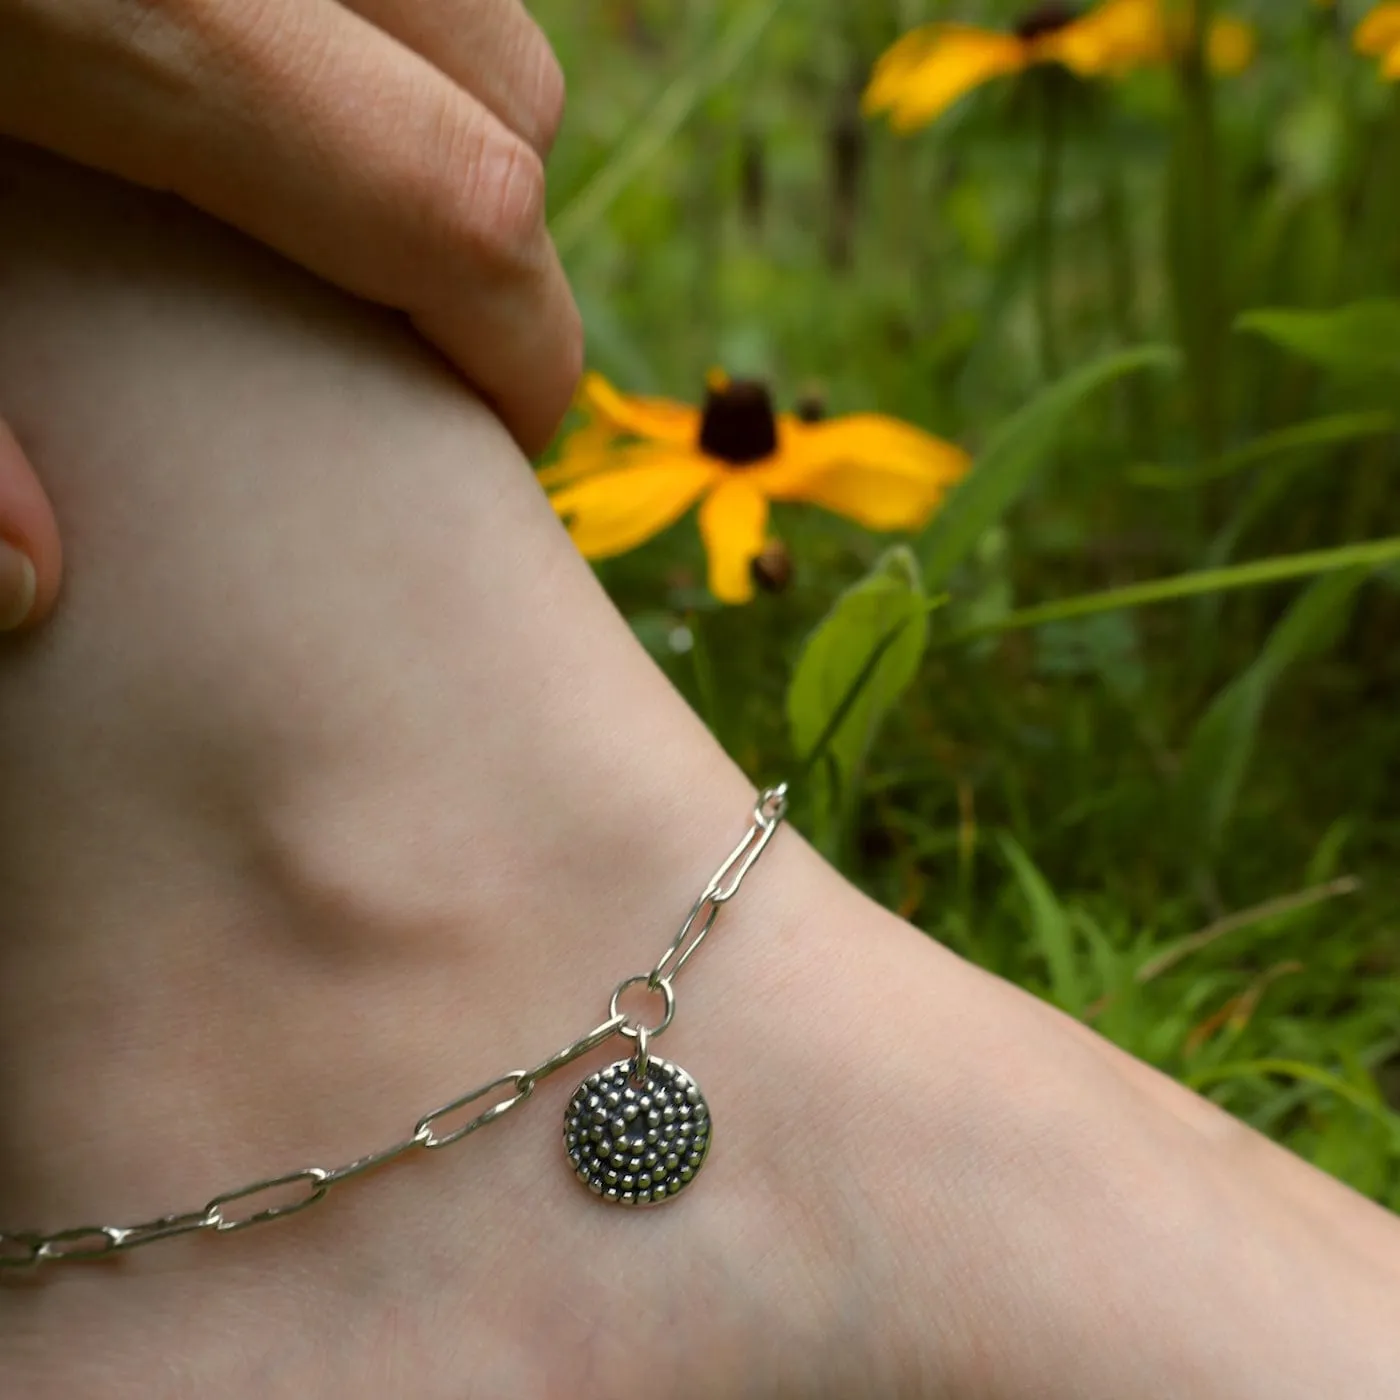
left=0, top=599, right=760, bottom=1239
left=0, top=143, right=774, bottom=1235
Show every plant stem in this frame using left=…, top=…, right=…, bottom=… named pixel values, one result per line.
left=1167, top=0, right=1228, bottom=459
left=1100, top=151, right=1156, bottom=461
left=1033, top=72, right=1066, bottom=381
left=1354, top=87, right=1400, bottom=295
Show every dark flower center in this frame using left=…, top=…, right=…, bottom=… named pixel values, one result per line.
left=1014, top=3, right=1079, bottom=41
left=698, top=380, right=778, bottom=466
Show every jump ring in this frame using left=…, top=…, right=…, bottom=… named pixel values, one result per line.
left=609, top=974, right=675, bottom=1040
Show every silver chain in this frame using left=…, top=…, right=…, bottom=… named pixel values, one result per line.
left=0, top=784, right=789, bottom=1269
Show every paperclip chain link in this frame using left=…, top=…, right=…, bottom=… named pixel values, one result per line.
left=1, top=784, right=788, bottom=1269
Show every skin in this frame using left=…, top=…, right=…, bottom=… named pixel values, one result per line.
left=1, top=144, right=1399, bottom=1400
left=0, top=0, right=582, bottom=629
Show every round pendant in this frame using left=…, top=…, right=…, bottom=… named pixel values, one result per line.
left=564, top=1056, right=711, bottom=1205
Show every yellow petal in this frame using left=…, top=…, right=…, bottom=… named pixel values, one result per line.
left=549, top=453, right=719, bottom=560
left=539, top=374, right=703, bottom=490
left=1045, top=0, right=1163, bottom=76
left=863, top=26, right=947, bottom=114
left=863, top=25, right=1029, bottom=132
left=1207, top=18, right=1256, bottom=74
left=1357, top=3, right=1400, bottom=56
left=535, top=420, right=626, bottom=489
left=577, top=373, right=699, bottom=447
left=770, top=416, right=971, bottom=531
left=697, top=476, right=769, bottom=606
left=1386, top=42, right=1400, bottom=78
left=1047, top=0, right=1253, bottom=78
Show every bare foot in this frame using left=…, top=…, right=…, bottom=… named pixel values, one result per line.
left=1, top=144, right=1398, bottom=1400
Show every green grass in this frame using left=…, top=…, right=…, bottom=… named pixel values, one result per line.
left=535, top=0, right=1400, bottom=1208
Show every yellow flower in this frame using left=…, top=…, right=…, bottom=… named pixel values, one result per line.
left=1357, top=3, right=1400, bottom=77
left=863, top=0, right=1255, bottom=132
left=543, top=374, right=970, bottom=605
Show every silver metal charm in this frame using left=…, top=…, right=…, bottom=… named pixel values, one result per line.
left=565, top=1056, right=711, bottom=1205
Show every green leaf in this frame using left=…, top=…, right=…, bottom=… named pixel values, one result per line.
left=1175, top=567, right=1372, bottom=866
left=920, top=345, right=1177, bottom=589
left=1236, top=301, right=1400, bottom=376
left=998, top=835, right=1084, bottom=1016
left=787, top=546, right=930, bottom=810
left=943, top=536, right=1400, bottom=644
left=1127, top=411, right=1396, bottom=491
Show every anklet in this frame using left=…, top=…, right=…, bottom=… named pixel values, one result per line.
left=0, top=785, right=789, bottom=1267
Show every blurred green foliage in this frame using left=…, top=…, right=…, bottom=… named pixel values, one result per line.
left=535, top=0, right=1400, bottom=1206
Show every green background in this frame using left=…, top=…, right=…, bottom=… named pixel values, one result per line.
left=533, top=0, right=1400, bottom=1205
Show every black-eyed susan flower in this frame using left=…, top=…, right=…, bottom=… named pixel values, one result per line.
left=863, top=0, right=1256, bottom=132
left=1357, top=4, right=1400, bottom=76
left=543, top=374, right=970, bottom=605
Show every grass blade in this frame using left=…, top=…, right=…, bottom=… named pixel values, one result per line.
left=944, top=535, right=1400, bottom=644
left=1128, top=411, right=1396, bottom=490
left=998, top=834, right=1084, bottom=1016
left=551, top=0, right=786, bottom=259
left=1174, top=567, right=1371, bottom=866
